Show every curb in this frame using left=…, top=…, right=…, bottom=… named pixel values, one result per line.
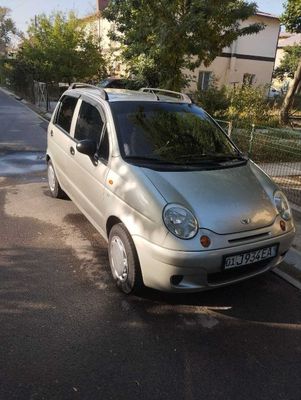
left=273, top=247, right=301, bottom=290
left=291, top=204, right=301, bottom=213
left=273, top=268, right=301, bottom=290
left=0, top=86, right=15, bottom=98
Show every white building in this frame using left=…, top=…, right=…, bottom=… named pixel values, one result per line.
left=187, top=12, right=280, bottom=91
left=82, top=7, right=280, bottom=91
left=275, top=31, right=301, bottom=69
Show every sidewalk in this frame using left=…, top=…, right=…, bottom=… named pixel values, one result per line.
left=0, top=86, right=53, bottom=121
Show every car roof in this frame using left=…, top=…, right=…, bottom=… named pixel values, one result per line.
left=64, top=86, right=192, bottom=104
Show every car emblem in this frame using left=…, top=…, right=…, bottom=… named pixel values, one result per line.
left=241, top=218, right=251, bottom=225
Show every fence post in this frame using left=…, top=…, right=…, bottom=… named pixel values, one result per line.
left=228, top=121, right=233, bottom=138
left=46, top=83, right=49, bottom=112
left=248, top=124, right=255, bottom=157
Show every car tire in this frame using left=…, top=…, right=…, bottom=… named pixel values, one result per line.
left=108, top=223, right=143, bottom=294
left=47, top=159, right=66, bottom=199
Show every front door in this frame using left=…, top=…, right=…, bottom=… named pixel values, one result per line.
left=67, top=98, right=110, bottom=236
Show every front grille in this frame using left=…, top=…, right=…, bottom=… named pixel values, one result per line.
left=207, top=259, right=272, bottom=285
left=228, top=232, right=270, bottom=244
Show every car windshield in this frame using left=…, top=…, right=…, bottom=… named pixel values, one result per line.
left=110, top=101, right=243, bottom=169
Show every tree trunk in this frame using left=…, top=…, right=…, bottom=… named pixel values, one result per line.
left=280, top=57, right=301, bottom=125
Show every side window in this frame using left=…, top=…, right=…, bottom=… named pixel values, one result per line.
left=74, top=101, right=104, bottom=143
left=56, top=96, right=78, bottom=134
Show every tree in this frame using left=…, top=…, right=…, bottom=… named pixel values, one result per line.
left=280, top=0, right=301, bottom=124
left=282, top=0, right=301, bottom=32
left=15, top=12, right=106, bottom=84
left=274, top=44, right=301, bottom=79
left=103, top=0, right=263, bottom=90
left=0, top=7, right=16, bottom=56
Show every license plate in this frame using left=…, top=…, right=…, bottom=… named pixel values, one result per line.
left=224, top=245, right=278, bottom=270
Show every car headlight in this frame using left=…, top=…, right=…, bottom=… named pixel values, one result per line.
left=274, top=190, right=292, bottom=221
left=163, top=204, right=198, bottom=239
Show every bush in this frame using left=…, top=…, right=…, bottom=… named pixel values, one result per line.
left=195, top=82, right=280, bottom=127
left=227, top=84, right=279, bottom=126
left=195, top=81, right=230, bottom=118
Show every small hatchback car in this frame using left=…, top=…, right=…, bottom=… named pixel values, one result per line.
left=47, top=84, right=295, bottom=294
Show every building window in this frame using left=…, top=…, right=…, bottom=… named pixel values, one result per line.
left=198, top=71, right=212, bottom=91
left=243, top=73, right=256, bottom=86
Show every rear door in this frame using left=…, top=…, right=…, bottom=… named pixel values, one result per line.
left=48, top=94, right=79, bottom=193
left=67, top=97, right=110, bottom=235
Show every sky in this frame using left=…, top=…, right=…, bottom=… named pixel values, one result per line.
left=1, top=0, right=285, bottom=33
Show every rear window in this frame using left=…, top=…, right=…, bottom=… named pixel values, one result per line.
left=56, top=96, right=78, bottom=134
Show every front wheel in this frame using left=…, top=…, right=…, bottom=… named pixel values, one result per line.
left=108, top=223, right=143, bottom=294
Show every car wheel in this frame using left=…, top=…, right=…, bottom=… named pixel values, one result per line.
left=47, top=159, right=66, bottom=199
left=108, top=223, right=143, bottom=294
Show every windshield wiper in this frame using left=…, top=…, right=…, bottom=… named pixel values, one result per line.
left=124, top=156, right=176, bottom=164
left=178, top=153, right=247, bottom=163
left=208, top=154, right=247, bottom=161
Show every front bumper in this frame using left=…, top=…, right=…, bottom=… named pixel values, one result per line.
left=132, top=228, right=295, bottom=292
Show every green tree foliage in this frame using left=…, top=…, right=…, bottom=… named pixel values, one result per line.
left=281, top=0, right=301, bottom=32
left=15, top=12, right=106, bottom=84
left=103, top=0, right=263, bottom=91
left=280, top=0, right=301, bottom=124
left=274, top=44, right=301, bottom=79
left=0, top=7, right=16, bottom=56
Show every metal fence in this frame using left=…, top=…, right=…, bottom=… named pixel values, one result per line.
left=229, top=125, right=301, bottom=206
left=33, top=81, right=62, bottom=113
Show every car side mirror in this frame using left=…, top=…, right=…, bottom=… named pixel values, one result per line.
left=76, top=139, right=97, bottom=157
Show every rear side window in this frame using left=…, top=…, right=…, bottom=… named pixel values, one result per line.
left=74, top=101, right=104, bottom=143
left=56, top=96, right=78, bottom=134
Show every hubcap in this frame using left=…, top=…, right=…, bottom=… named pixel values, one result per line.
left=48, top=164, right=56, bottom=192
left=110, top=236, right=128, bottom=282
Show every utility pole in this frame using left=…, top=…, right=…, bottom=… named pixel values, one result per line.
left=96, top=1, right=101, bottom=50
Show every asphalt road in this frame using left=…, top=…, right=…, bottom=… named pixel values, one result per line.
left=0, top=88, right=300, bottom=400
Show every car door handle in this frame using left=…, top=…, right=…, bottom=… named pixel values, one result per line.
left=70, top=146, right=75, bottom=156
left=50, top=130, right=54, bottom=137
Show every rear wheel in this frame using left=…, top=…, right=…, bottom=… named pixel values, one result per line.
left=47, top=159, right=66, bottom=199
left=108, top=223, right=143, bottom=294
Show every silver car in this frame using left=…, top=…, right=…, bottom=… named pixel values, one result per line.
left=46, top=84, right=295, bottom=294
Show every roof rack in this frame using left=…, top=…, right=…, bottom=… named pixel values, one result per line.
left=69, top=82, right=108, bottom=101
left=139, top=88, right=192, bottom=104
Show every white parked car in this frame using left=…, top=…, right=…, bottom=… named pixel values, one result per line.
left=46, top=84, right=295, bottom=294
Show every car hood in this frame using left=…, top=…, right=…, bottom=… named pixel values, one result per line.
left=141, top=163, right=277, bottom=234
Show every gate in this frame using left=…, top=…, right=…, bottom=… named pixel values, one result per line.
left=33, top=81, right=49, bottom=111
